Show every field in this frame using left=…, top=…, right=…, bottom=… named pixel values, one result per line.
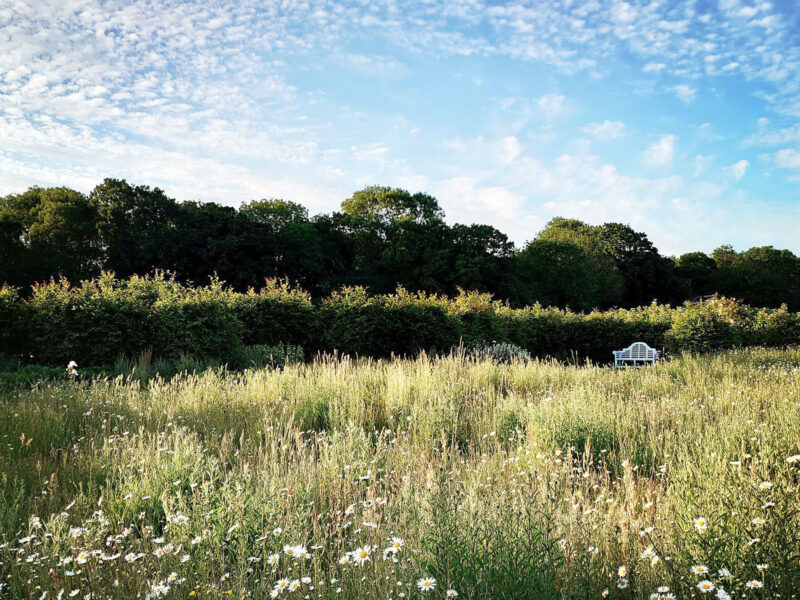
left=1, top=348, right=799, bottom=599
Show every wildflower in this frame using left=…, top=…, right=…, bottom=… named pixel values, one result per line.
left=167, top=572, right=178, bottom=582
left=171, top=514, right=189, bottom=526
left=338, top=553, right=352, bottom=565
left=288, top=580, right=301, bottom=592
left=617, top=578, right=628, bottom=589
left=75, top=551, right=88, bottom=565
left=587, top=545, right=599, bottom=555
left=153, top=547, right=166, bottom=558
left=296, top=545, right=310, bottom=559
left=272, top=527, right=282, bottom=536
left=691, top=565, right=709, bottom=575
left=658, top=586, right=670, bottom=593
left=352, top=546, right=371, bottom=565
left=417, top=577, right=436, bottom=592
left=745, top=580, right=763, bottom=589
left=716, top=589, right=730, bottom=600
left=617, top=566, right=627, bottom=577
left=787, top=454, right=800, bottom=464
left=693, top=517, right=708, bottom=532
left=664, top=594, right=676, bottom=600
left=150, top=583, right=170, bottom=597
left=274, top=579, right=289, bottom=592
left=751, top=517, right=766, bottom=526
left=268, top=553, right=279, bottom=566
left=758, top=481, right=772, bottom=491
left=718, top=568, right=732, bottom=578
left=301, top=577, right=311, bottom=585
left=124, top=553, right=138, bottom=563
left=388, top=536, right=403, bottom=551
left=756, top=563, right=768, bottom=571
left=191, top=536, right=202, bottom=545
left=602, top=590, right=609, bottom=598
left=650, top=594, right=659, bottom=600
left=446, top=591, right=458, bottom=598
left=283, top=545, right=297, bottom=558
left=697, top=580, right=714, bottom=593
left=640, top=546, right=657, bottom=560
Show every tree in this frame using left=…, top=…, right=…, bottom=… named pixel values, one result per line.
left=89, top=179, right=179, bottom=278
left=675, top=252, right=717, bottom=297
left=534, top=218, right=624, bottom=307
left=240, top=199, right=324, bottom=288
left=341, top=186, right=444, bottom=225
left=711, top=246, right=800, bottom=310
left=448, top=224, right=514, bottom=296
left=0, top=187, right=99, bottom=283
left=513, top=240, right=605, bottom=310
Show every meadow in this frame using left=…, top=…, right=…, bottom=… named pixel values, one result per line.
left=1, top=348, right=799, bottom=599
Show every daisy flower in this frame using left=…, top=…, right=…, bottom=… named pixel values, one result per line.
left=693, top=517, right=708, bottom=532
left=697, top=580, right=714, bottom=593
left=352, top=546, right=371, bottom=565
left=417, top=577, right=436, bottom=592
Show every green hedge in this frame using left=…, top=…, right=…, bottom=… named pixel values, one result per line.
left=2, top=272, right=799, bottom=367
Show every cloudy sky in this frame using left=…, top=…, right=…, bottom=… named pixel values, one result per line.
left=2, top=0, right=799, bottom=255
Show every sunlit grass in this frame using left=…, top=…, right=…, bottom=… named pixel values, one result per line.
left=1, top=348, right=799, bottom=599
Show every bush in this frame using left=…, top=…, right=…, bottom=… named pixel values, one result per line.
left=463, top=341, right=532, bottom=364
left=2, top=275, right=800, bottom=367
left=666, top=298, right=741, bottom=353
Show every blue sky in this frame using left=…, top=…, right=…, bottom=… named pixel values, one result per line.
left=1, top=0, right=800, bottom=255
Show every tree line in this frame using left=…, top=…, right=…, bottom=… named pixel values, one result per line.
left=1, top=178, right=799, bottom=310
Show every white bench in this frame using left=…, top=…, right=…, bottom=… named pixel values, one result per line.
left=613, top=342, right=659, bottom=368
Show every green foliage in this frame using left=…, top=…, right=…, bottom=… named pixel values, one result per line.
left=2, top=275, right=800, bottom=367
left=666, top=300, right=739, bottom=353
left=4, top=180, right=800, bottom=313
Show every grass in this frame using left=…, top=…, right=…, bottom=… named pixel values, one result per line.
left=0, top=348, right=799, bottom=599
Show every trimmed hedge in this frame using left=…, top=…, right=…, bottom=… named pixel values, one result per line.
left=2, top=272, right=799, bottom=366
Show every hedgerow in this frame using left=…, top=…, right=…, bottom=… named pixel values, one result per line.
left=2, top=272, right=799, bottom=366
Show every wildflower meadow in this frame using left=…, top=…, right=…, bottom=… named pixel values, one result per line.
left=1, top=348, right=799, bottom=599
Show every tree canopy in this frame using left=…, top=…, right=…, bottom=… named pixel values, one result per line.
left=2, top=179, right=798, bottom=311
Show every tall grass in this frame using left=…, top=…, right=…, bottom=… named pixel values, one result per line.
left=1, top=348, right=798, bottom=599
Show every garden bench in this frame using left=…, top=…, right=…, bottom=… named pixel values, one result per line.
left=613, top=342, right=659, bottom=368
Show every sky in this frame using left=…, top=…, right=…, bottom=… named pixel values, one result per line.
left=1, top=0, right=800, bottom=256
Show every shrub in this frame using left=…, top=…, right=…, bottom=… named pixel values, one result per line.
left=2, top=275, right=800, bottom=366
left=665, top=299, right=741, bottom=353
left=463, top=341, right=532, bottom=364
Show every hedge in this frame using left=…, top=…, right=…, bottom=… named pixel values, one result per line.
left=1, top=272, right=799, bottom=367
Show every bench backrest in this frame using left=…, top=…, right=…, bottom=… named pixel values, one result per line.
left=616, top=342, right=658, bottom=359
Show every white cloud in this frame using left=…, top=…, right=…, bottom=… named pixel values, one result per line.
left=774, top=148, right=800, bottom=169
left=643, top=135, right=677, bottom=166
left=670, top=85, right=697, bottom=103
left=582, top=120, right=626, bottom=140
left=729, top=159, right=749, bottom=180
left=536, top=93, right=566, bottom=119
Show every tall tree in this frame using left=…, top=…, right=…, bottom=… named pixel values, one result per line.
left=675, top=252, right=717, bottom=297
left=89, top=179, right=179, bottom=278
left=240, top=199, right=323, bottom=288
left=0, top=187, right=99, bottom=283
